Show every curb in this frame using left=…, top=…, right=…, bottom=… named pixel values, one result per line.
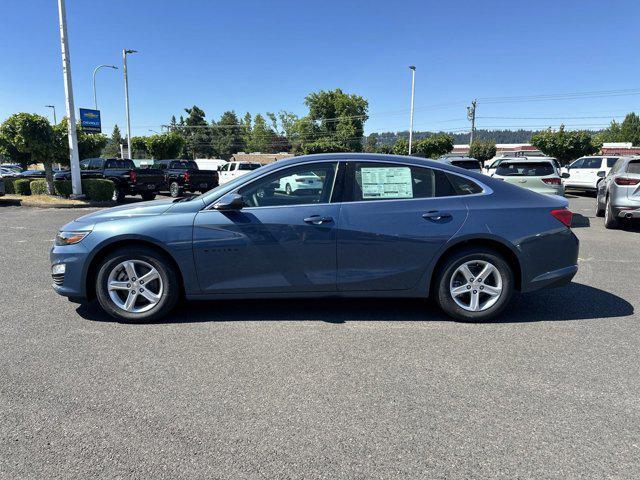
left=1, top=197, right=114, bottom=209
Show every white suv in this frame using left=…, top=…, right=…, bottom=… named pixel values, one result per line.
left=218, top=161, right=262, bottom=185
left=562, top=156, right=619, bottom=191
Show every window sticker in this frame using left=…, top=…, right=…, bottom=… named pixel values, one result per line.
left=361, top=167, right=413, bottom=199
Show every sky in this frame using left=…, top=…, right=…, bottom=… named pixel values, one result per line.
left=1, top=0, right=640, bottom=138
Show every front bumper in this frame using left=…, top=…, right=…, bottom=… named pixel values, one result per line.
left=50, top=242, right=91, bottom=298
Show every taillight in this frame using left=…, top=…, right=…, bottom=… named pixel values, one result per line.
left=541, top=177, right=561, bottom=185
left=129, top=170, right=137, bottom=183
left=550, top=209, right=573, bottom=227
left=184, top=171, right=190, bottom=183
left=614, top=177, right=640, bottom=186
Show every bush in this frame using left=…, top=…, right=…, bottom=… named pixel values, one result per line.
left=82, top=179, right=115, bottom=201
left=13, top=178, right=32, bottom=196
left=29, top=179, right=49, bottom=195
left=3, top=177, right=17, bottom=194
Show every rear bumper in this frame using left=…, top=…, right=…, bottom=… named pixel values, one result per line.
left=523, top=264, right=578, bottom=292
left=615, top=207, right=640, bottom=219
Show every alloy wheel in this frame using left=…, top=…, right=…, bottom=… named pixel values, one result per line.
left=449, top=260, right=503, bottom=312
left=107, top=260, right=163, bottom=313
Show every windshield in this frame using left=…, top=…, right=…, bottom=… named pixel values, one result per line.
left=451, top=160, right=481, bottom=170
left=496, top=162, right=555, bottom=176
left=171, top=161, right=198, bottom=169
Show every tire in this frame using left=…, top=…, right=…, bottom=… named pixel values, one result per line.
left=604, top=195, right=619, bottom=229
left=435, top=247, right=514, bottom=322
left=141, top=192, right=156, bottom=201
left=169, top=181, right=183, bottom=198
left=112, top=185, right=125, bottom=203
left=95, top=247, right=180, bottom=322
left=595, top=195, right=605, bottom=217
left=285, top=183, right=292, bottom=195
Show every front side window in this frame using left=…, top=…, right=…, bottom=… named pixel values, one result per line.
left=569, top=159, right=584, bottom=169
left=496, top=162, right=555, bottom=177
left=238, top=162, right=337, bottom=208
left=351, top=162, right=480, bottom=201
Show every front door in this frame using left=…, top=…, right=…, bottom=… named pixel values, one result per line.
left=193, top=162, right=340, bottom=294
left=337, top=161, right=470, bottom=291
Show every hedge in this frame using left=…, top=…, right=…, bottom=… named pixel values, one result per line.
left=13, top=179, right=32, bottom=196
left=11, top=178, right=115, bottom=201
left=2, top=177, right=17, bottom=194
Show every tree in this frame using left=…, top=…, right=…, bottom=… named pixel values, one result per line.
left=145, top=133, right=185, bottom=159
left=247, top=114, right=275, bottom=153
left=364, top=133, right=377, bottom=153
left=393, top=138, right=409, bottom=155
left=183, top=105, right=213, bottom=158
left=530, top=125, right=601, bottom=165
left=413, top=134, right=454, bottom=158
left=102, top=124, right=123, bottom=157
left=619, top=113, right=640, bottom=145
left=0, top=113, right=55, bottom=193
left=212, top=111, right=245, bottom=157
left=130, top=136, right=149, bottom=158
left=468, top=139, right=497, bottom=162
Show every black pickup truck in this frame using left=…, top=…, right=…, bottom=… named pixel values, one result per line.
left=154, top=160, right=219, bottom=197
left=54, top=158, right=164, bottom=202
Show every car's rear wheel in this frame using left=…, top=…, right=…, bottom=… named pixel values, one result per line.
left=169, top=181, right=183, bottom=198
left=604, top=195, right=619, bottom=229
left=112, top=186, right=125, bottom=203
left=595, top=195, right=605, bottom=217
left=435, top=248, right=514, bottom=322
left=95, top=247, right=180, bottom=322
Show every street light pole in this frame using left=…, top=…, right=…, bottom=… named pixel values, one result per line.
left=45, top=105, right=57, bottom=124
left=92, top=64, right=118, bottom=110
left=408, top=66, right=416, bottom=155
left=122, top=49, right=137, bottom=159
left=56, top=0, right=82, bottom=197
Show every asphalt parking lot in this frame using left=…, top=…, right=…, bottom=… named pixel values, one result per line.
left=0, top=194, right=638, bottom=479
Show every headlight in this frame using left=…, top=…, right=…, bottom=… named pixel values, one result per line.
left=55, top=231, right=90, bottom=246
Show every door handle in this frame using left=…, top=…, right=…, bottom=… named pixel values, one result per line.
left=304, top=215, right=333, bottom=225
left=422, top=211, right=452, bottom=221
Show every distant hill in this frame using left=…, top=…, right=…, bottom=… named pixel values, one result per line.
left=370, top=129, right=540, bottom=145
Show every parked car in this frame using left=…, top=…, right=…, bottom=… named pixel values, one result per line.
left=218, top=161, right=262, bottom=185
left=0, top=167, right=19, bottom=177
left=484, top=156, right=561, bottom=176
left=54, top=158, right=164, bottom=202
left=0, top=178, right=4, bottom=196
left=562, top=156, right=619, bottom=192
left=278, top=172, right=324, bottom=195
left=51, top=153, right=578, bottom=324
left=491, top=158, right=566, bottom=196
left=435, top=156, right=483, bottom=172
left=154, top=159, right=219, bottom=198
left=595, top=156, right=640, bottom=228
left=194, top=158, right=228, bottom=171
left=0, top=164, right=22, bottom=173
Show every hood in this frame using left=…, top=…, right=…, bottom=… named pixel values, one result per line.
left=69, top=198, right=176, bottom=230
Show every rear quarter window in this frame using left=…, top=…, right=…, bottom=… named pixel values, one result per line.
left=627, top=161, right=640, bottom=174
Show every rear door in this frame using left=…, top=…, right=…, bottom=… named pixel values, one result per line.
left=336, top=161, right=471, bottom=291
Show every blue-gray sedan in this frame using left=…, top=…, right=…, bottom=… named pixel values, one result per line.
left=51, top=154, right=579, bottom=322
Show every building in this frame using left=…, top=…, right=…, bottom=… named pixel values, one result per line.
left=451, top=143, right=543, bottom=157
left=600, top=142, right=640, bottom=156
left=229, top=152, right=294, bottom=165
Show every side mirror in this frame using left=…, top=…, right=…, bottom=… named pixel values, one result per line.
left=597, top=170, right=606, bottom=178
left=561, top=172, right=570, bottom=179
left=213, top=193, right=245, bottom=210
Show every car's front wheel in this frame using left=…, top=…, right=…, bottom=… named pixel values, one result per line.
left=95, top=247, right=180, bottom=322
left=435, top=248, right=514, bottom=322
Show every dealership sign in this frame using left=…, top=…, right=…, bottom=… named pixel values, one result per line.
left=79, top=108, right=101, bottom=133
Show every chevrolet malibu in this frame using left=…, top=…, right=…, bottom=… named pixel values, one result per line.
left=51, top=153, right=579, bottom=322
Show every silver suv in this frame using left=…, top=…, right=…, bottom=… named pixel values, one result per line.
left=596, top=156, right=640, bottom=228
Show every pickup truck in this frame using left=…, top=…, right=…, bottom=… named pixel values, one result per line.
left=54, top=158, right=164, bottom=202
left=218, top=161, right=262, bottom=185
left=154, top=159, right=219, bottom=197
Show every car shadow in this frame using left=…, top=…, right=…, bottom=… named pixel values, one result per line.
left=571, top=213, right=590, bottom=228
left=77, top=282, right=633, bottom=325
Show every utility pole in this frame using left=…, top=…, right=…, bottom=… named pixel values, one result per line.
left=92, top=64, right=118, bottom=109
left=467, top=99, right=477, bottom=146
left=56, top=0, right=82, bottom=197
left=408, top=66, right=416, bottom=155
left=122, top=49, right=137, bottom=158
left=45, top=105, right=57, bottom=124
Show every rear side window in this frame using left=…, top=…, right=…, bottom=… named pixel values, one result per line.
left=451, top=160, right=481, bottom=170
left=581, top=158, right=602, bottom=169
left=350, top=163, right=478, bottom=201
left=627, top=160, right=640, bottom=174
left=496, top=162, right=555, bottom=176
